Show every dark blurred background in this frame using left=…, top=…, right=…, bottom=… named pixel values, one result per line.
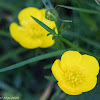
left=0, top=0, right=100, bottom=100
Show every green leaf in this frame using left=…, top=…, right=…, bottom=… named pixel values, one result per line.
left=31, top=16, right=56, bottom=36
left=50, top=89, right=61, bottom=100
left=44, top=76, right=57, bottom=82
left=0, top=50, right=67, bottom=72
left=58, top=5, right=100, bottom=15
left=44, top=64, right=52, bottom=69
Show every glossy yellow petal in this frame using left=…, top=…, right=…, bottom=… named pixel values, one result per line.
left=58, top=76, right=97, bottom=95
left=9, top=7, right=56, bottom=49
left=51, top=59, right=65, bottom=81
left=58, top=81, right=82, bottom=95
left=9, top=23, right=25, bottom=42
left=40, top=35, right=54, bottom=48
left=40, top=9, right=46, bottom=19
left=61, top=51, right=82, bottom=71
left=18, top=7, right=42, bottom=26
left=81, top=55, right=99, bottom=76
left=51, top=51, right=99, bottom=95
left=9, top=23, right=42, bottom=49
left=19, top=37, right=42, bottom=49
left=81, top=76, right=97, bottom=92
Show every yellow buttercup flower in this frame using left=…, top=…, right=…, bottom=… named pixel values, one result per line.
left=51, top=51, right=99, bottom=95
left=9, top=7, right=56, bottom=49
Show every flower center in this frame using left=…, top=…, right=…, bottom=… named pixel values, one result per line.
left=65, top=67, right=86, bottom=87
left=24, top=22, right=48, bottom=38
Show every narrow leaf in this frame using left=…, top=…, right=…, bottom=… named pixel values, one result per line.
left=0, top=50, right=67, bottom=72
left=58, top=5, right=100, bottom=15
left=31, top=16, right=56, bottom=35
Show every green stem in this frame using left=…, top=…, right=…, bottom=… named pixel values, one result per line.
left=55, top=20, right=61, bottom=35
left=60, top=37, right=100, bottom=60
left=54, top=36, right=65, bottom=50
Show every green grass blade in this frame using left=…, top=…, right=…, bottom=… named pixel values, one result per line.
left=31, top=16, right=56, bottom=35
left=58, top=5, right=100, bottom=15
left=0, top=50, right=67, bottom=72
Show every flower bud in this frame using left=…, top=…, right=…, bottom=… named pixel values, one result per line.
left=45, top=9, right=58, bottom=21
